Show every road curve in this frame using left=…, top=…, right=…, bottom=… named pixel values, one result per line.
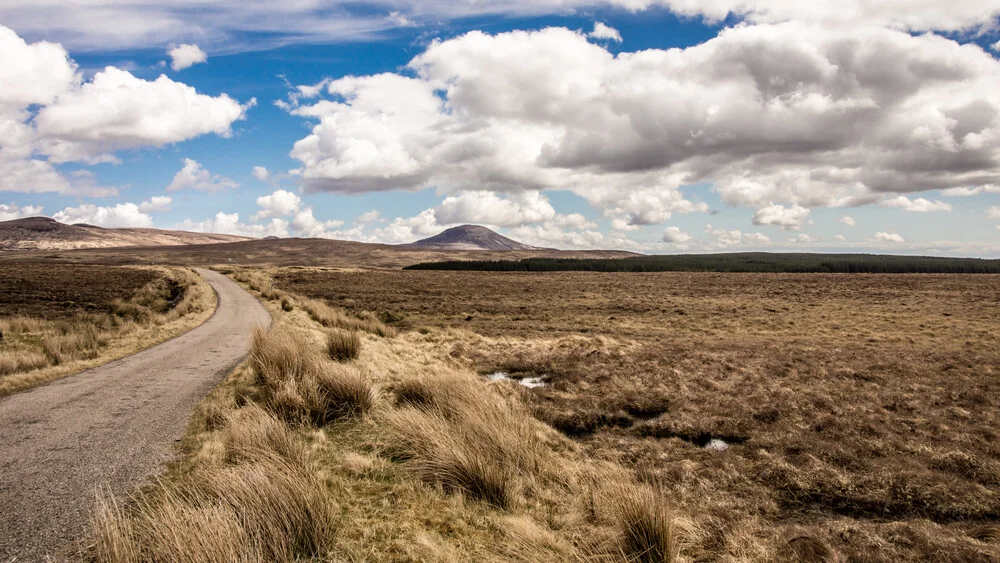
left=0, top=268, right=270, bottom=562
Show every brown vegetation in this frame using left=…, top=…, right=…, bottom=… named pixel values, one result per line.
left=0, top=263, right=215, bottom=395
left=90, top=269, right=688, bottom=562
left=273, top=269, right=1000, bottom=561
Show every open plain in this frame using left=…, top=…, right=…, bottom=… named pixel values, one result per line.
left=266, top=269, right=1000, bottom=560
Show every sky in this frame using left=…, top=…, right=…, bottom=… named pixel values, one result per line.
left=2, top=1, right=1000, bottom=256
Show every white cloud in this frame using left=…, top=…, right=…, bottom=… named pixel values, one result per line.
left=1, top=1, right=996, bottom=52
left=752, top=203, right=809, bottom=231
left=35, top=68, right=253, bottom=164
left=882, top=195, right=952, bottom=212
left=0, top=202, right=44, bottom=221
left=252, top=189, right=302, bottom=220
left=834, top=234, right=847, bottom=241
left=0, top=26, right=251, bottom=195
left=662, top=226, right=691, bottom=244
left=138, top=196, right=172, bottom=213
left=290, top=207, right=345, bottom=238
left=987, top=206, right=1000, bottom=219
left=588, top=22, right=622, bottom=42
left=941, top=185, right=1000, bottom=196
left=252, top=166, right=270, bottom=182
left=168, top=44, right=207, bottom=71
left=166, top=159, right=239, bottom=192
left=284, top=23, right=1000, bottom=231
left=839, top=216, right=856, bottom=226
left=53, top=202, right=154, bottom=228
left=993, top=41, right=1000, bottom=52
left=354, top=210, right=382, bottom=225
left=177, top=212, right=289, bottom=238
left=873, top=231, right=905, bottom=243
left=704, top=224, right=771, bottom=248
left=433, top=191, right=556, bottom=227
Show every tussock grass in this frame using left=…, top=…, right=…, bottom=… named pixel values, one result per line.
left=0, top=266, right=214, bottom=396
left=607, top=484, right=678, bottom=563
left=91, top=457, right=337, bottom=563
left=303, top=297, right=396, bottom=337
left=249, top=327, right=376, bottom=425
left=326, top=328, right=361, bottom=362
left=384, top=373, right=546, bottom=509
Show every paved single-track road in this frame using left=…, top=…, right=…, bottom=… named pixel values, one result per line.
left=0, top=268, right=270, bottom=561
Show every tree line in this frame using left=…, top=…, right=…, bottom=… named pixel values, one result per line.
left=404, top=253, right=1000, bottom=274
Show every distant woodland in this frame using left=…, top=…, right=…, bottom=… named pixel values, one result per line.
left=405, top=253, right=1000, bottom=273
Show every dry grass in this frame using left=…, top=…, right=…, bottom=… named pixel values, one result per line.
left=88, top=269, right=705, bottom=562
left=91, top=457, right=336, bottom=562
left=383, top=372, right=547, bottom=509
left=248, top=326, right=377, bottom=425
left=274, top=269, right=1000, bottom=561
left=0, top=265, right=215, bottom=396
left=327, top=328, right=361, bottom=362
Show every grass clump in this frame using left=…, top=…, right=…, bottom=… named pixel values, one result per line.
left=609, top=484, right=678, bottom=563
left=302, top=298, right=396, bottom=338
left=90, top=457, right=337, bottom=563
left=326, top=328, right=361, bottom=362
left=384, top=373, right=546, bottom=509
left=249, top=327, right=376, bottom=425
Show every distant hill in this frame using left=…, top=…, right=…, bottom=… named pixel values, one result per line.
left=410, top=225, right=546, bottom=251
left=0, top=217, right=250, bottom=251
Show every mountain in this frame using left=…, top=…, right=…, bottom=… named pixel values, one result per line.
left=410, top=225, right=547, bottom=251
left=0, top=217, right=250, bottom=251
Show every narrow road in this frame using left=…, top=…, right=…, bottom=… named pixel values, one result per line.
left=0, top=268, right=270, bottom=562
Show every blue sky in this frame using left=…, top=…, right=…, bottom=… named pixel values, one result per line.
left=1, top=1, right=1000, bottom=256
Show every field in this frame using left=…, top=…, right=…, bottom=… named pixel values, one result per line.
left=266, top=269, right=1000, bottom=560
left=0, top=263, right=215, bottom=395
left=88, top=269, right=1000, bottom=562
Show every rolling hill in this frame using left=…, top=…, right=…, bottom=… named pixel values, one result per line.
left=0, top=217, right=249, bottom=251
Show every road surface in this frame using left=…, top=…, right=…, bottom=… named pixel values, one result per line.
left=0, top=268, right=270, bottom=561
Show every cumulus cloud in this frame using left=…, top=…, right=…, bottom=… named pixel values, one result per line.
left=166, top=159, right=239, bottom=192
left=252, top=166, right=270, bottom=181
left=433, top=191, right=556, bottom=227
left=0, top=202, right=44, bottom=221
left=1, top=1, right=996, bottom=52
left=662, top=226, right=691, bottom=243
left=138, top=196, right=172, bottom=213
left=704, top=224, right=771, bottom=248
left=588, top=22, right=622, bottom=42
left=283, top=23, right=1000, bottom=230
left=752, top=203, right=810, bottom=231
left=839, top=216, right=856, bottom=226
left=253, top=189, right=302, bottom=220
left=52, top=202, right=154, bottom=228
left=873, top=231, right=905, bottom=243
left=941, top=185, right=1000, bottom=196
left=168, top=43, right=207, bottom=71
left=987, top=206, right=1000, bottom=219
left=834, top=234, right=847, bottom=241
left=177, top=212, right=289, bottom=238
left=35, top=69, right=253, bottom=164
left=882, top=195, right=952, bottom=212
left=232, top=188, right=347, bottom=237
left=354, top=210, right=382, bottom=225
left=0, top=25, right=251, bottom=194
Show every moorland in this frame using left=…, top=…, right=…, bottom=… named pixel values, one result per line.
left=87, top=266, right=1000, bottom=561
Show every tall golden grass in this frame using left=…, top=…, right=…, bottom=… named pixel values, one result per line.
left=89, top=272, right=692, bottom=562
left=0, top=267, right=212, bottom=395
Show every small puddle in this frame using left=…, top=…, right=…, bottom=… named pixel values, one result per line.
left=704, top=438, right=729, bottom=452
left=486, top=372, right=547, bottom=388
